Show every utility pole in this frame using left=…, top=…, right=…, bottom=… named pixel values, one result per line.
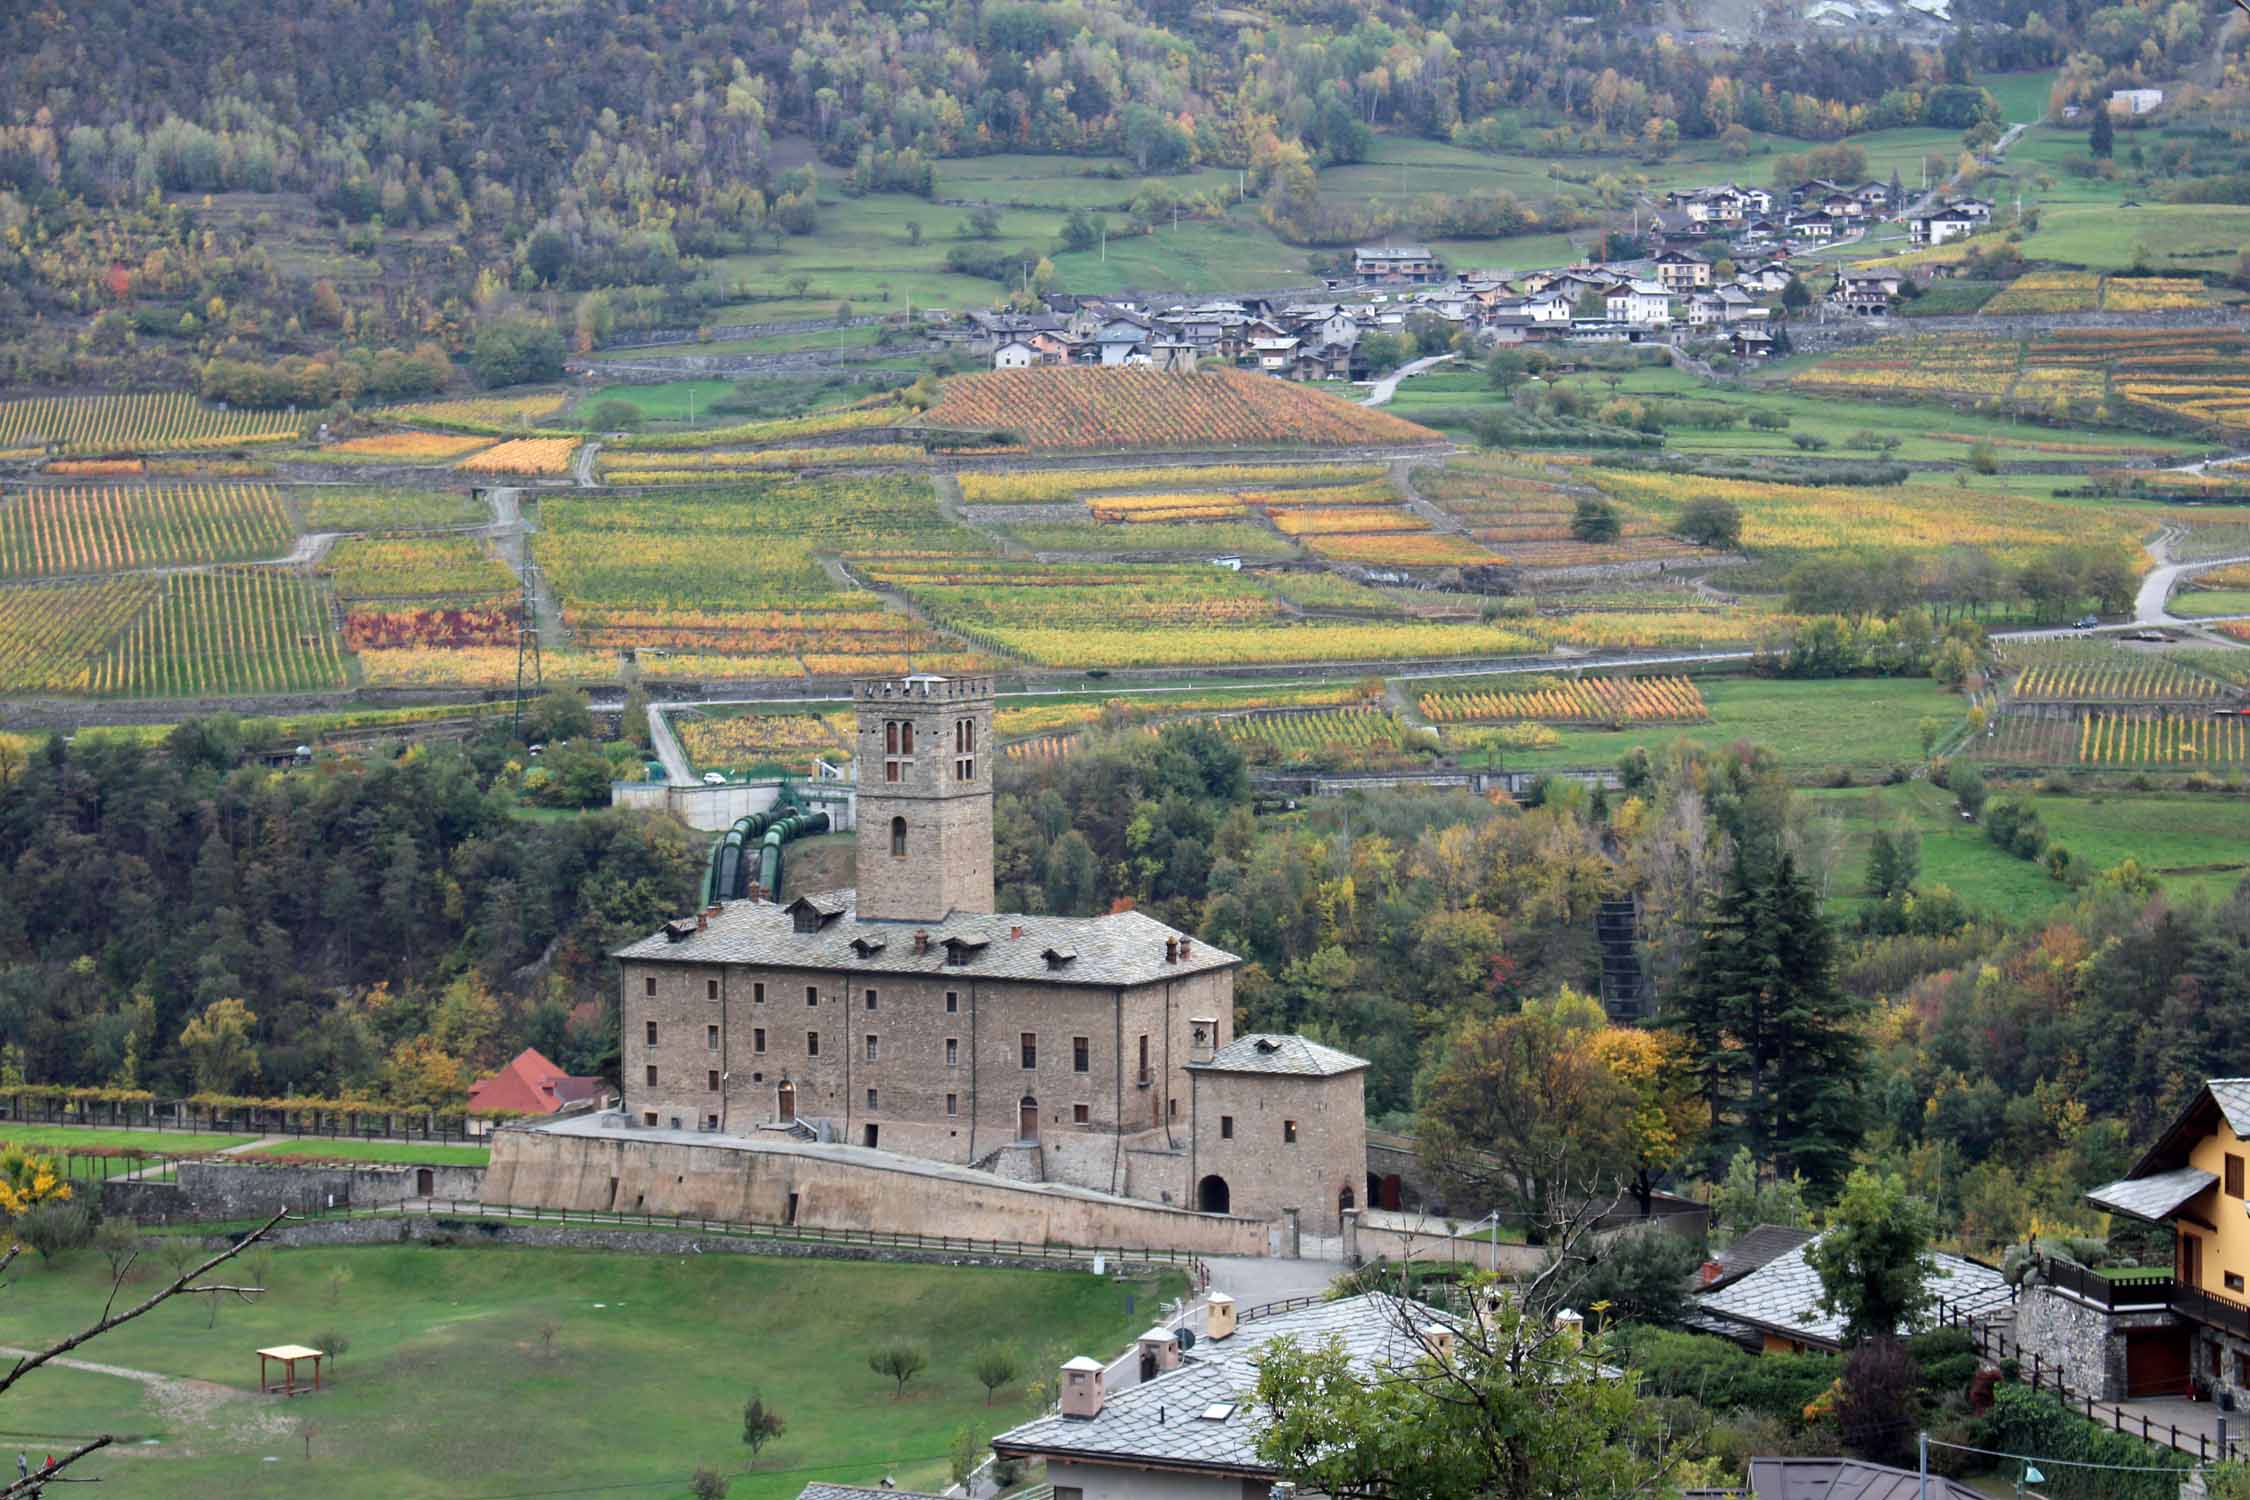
left=513, top=549, right=544, bottom=740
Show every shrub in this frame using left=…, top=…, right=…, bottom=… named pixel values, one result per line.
left=1620, top=1327, right=1841, bottom=1425
left=16, top=1199, right=94, bottom=1261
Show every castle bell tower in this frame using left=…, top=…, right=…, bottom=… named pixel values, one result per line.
left=854, top=674, right=995, bottom=922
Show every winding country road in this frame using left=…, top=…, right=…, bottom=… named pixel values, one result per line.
left=1361, top=353, right=1459, bottom=407
left=2136, top=527, right=2250, bottom=626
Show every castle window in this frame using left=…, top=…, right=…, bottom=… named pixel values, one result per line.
left=1020, top=1033, right=1037, bottom=1069
left=807, top=986, right=819, bottom=1007
left=1220, top=1115, right=1233, bottom=1139
left=646, top=1022, right=658, bottom=1046
left=891, top=817, right=907, bottom=858
left=706, top=1025, right=719, bottom=1051
left=754, top=983, right=765, bottom=1004
left=1073, top=1103, right=1090, bottom=1126
left=706, top=978, right=719, bottom=1000
left=807, top=1032, right=820, bottom=1057
left=1073, top=1037, right=1089, bottom=1073
left=867, top=1088, right=879, bottom=1110
left=707, top=1070, right=719, bottom=1092
left=884, top=720, right=913, bottom=783
left=865, top=1034, right=879, bottom=1062
left=946, top=1038, right=959, bottom=1068
left=865, top=988, right=879, bottom=1011
left=946, top=1093, right=958, bottom=1117
left=753, top=1028, right=766, bottom=1054
left=646, top=1065, right=658, bottom=1087
left=644, top=975, right=656, bottom=997
left=945, top=991, right=959, bottom=1014
left=1283, top=1119, right=1299, bottom=1144
left=955, top=717, right=976, bottom=781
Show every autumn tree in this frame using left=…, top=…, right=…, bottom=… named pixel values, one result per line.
left=1584, top=1025, right=1703, bottom=1214
left=178, top=998, right=259, bottom=1095
left=741, top=1391, right=785, bottom=1463
left=1419, top=990, right=1637, bottom=1238
left=1810, top=1167, right=1939, bottom=1345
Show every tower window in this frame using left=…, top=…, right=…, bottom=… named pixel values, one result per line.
left=1020, top=1032, right=1037, bottom=1069
left=946, top=1038, right=959, bottom=1067
left=807, top=1032, right=820, bottom=1057
left=1073, top=1037, right=1089, bottom=1073
left=646, top=1022, right=658, bottom=1046
left=955, top=717, right=976, bottom=781
left=865, top=1034, right=879, bottom=1061
left=883, top=719, right=914, bottom=783
left=891, top=816, right=907, bottom=858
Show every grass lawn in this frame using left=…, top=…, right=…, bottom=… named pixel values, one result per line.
left=2017, top=201, right=2250, bottom=272
left=1804, top=781, right=2250, bottom=925
left=0, top=1127, right=259, bottom=1156
left=1457, top=676, right=1972, bottom=775
left=0, top=1244, right=1179, bottom=1500
left=581, top=381, right=735, bottom=424
left=2174, top=588, right=2250, bottom=618
left=240, top=1140, right=490, bottom=1167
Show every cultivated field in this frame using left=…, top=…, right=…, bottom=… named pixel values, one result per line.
left=92, top=569, right=349, bottom=696
left=0, top=393, right=300, bottom=454
left=911, top=367, right=1442, bottom=451
left=0, top=483, right=294, bottom=576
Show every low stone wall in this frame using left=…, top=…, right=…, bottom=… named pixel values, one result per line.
left=100, top=1159, right=486, bottom=1224
left=482, top=1125, right=1266, bottom=1255
left=221, top=1214, right=1132, bottom=1274
left=1343, top=1212, right=1553, bottom=1275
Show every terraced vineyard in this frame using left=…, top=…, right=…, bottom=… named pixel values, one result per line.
left=912, top=368, right=1441, bottom=451
left=323, top=536, right=517, bottom=601
left=0, top=483, right=293, bottom=577
left=1417, top=457, right=1698, bottom=568
left=1419, top=675, right=1709, bottom=724
left=92, top=569, right=348, bottom=696
left=1217, top=707, right=1419, bottom=760
left=2008, top=656, right=2227, bottom=704
left=1985, top=709, right=2250, bottom=766
left=535, top=476, right=989, bottom=680
left=957, top=463, right=1386, bottom=505
left=457, top=437, right=579, bottom=475
left=0, top=393, right=300, bottom=455
left=0, top=579, right=161, bottom=693
left=678, top=711, right=855, bottom=773
left=378, top=393, right=569, bottom=433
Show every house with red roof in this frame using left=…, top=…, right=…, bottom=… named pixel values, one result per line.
left=466, top=1048, right=607, bottom=1132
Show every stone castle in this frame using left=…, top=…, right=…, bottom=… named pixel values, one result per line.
left=591, top=673, right=1369, bottom=1236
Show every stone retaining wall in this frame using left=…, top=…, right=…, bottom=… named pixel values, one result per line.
left=2013, top=1283, right=2180, bottom=1401
left=214, top=1214, right=1132, bottom=1274
left=100, top=1159, right=486, bottom=1224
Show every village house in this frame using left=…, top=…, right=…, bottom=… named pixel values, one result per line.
left=1909, top=210, right=1977, bottom=246
left=1788, top=211, right=1838, bottom=241
left=991, top=338, right=1040, bottom=370
left=2012, top=1079, right=2250, bottom=1402
left=1826, top=272, right=1899, bottom=317
left=1653, top=251, right=1712, bottom=292
left=1606, top=280, right=1674, bottom=327
left=610, top=674, right=1371, bottom=1234
left=466, top=1047, right=608, bottom=1132
left=1694, top=1234, right=2011, bottom=1354
left=2111, top=87, right=2164, bottom=115
left=1353, top=245, right=1445, bottom=284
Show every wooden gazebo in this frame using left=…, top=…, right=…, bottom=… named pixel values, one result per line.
left=256, top=1344, right=325, bottom=1397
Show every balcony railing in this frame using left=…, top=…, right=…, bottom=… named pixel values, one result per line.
left=2039, top=1256, right=2250, bottom=1339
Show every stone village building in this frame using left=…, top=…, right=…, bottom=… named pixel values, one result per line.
left=591, top=673, right=1369, bottom=1236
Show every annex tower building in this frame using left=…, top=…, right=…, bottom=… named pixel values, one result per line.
left=601, top=673, right=1369, bottom=1235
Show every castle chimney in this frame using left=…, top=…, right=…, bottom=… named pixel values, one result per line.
left=1190, top=1018, right=1218, bottom=1066
left=1010, top=924, right=1023, bottom=940
left=1179, top=937, right=1193, bottom=960
left=1059, top=1356, right=1105, bottom=1419
left=913, top=930, right=929, bottom=955
left=1206, top=1292, right=1237, bottom=1340
left=1164, top=937, right=1179, bottom=964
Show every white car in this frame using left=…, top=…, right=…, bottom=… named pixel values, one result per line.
left=702, top=772, right=726, bottom=785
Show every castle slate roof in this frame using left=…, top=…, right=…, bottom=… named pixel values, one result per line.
left=613, top=892, right=1238, bottom=989
left=1188, top=1033, right=1368, bottom=1078
left=1695, top=1236, right=2009, bottom=1349
left=993, top=1293, right=1450, bottom=1477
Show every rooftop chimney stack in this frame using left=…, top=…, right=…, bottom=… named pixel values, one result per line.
left=1179, top=938, right=1193, bottom=960
left=1556, top=1308, right=1584, bottom=1348
left=1138, top=1328, right=1182, bottom=1375
left=1059, top=1356, right=1105, bottom=1419
left=1207, top=1292, right=1237, bottom=1340
left=913, top=930, right=929, bottom=955
left=1165, top=937, right=1179, bottom=964
left=1190, top=1018, right=1218, bottom=1066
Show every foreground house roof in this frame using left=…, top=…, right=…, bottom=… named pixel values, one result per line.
left=1696, top=1236, right=2010, bottom=1349
left=993, top=1293, right=1450, bottom=1479
left=2084, top=1078, right=2250, bottom=1221
left=1688, top=1456, right=1989, bottom=1500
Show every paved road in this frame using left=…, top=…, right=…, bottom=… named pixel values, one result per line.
left=648, top=701, right=693, bottom=783
left=574, top=440, right=601, bottom=487
left=1361, top=353, right=1458, bottom=407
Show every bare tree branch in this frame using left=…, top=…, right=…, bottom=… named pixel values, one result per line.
left=0, top=1208, right=287, bottom=1401
left=0, top=1435, right=115, bottom=1496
